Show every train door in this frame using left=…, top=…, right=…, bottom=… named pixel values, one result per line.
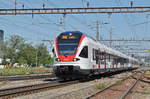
left=104, top=51, right=107, bottom=70
left=97, top=49, right=101, bottom=71
left=92, top=48, right=96, bottom=72
left=78, top=45, right=90, bottom=70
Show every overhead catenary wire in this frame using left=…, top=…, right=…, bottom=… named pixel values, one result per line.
left=0, top=0, right=149, bottom=57
left=113, top=0, right=149, bottom=57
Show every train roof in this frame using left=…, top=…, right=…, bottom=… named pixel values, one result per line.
left=98, top=42, right=138, bottom=62
left=86, top=34, right=138, bottom=62
left=60, top=31, right=83, bottom=35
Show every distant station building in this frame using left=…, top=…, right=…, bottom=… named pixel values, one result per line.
left=0, top=30, right=4, bottom=42
left=0, top=30, right=4, bottom=68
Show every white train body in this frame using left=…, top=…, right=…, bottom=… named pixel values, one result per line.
left=53, top=31, right=138, bottom=79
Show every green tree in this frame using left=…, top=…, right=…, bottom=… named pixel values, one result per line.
left=9, top=35, right=25, bottom=49
left=36, top=43, right=53, bottom=66
left=18, top=57, right=27, bottom=66
left=17, top=44, right=36, bottom=66
left=45, top=55, right=54, bottom=65
left=0, top=35, right=53, bottom=67
left=3, top=35, right=25, bottom=66
left=0, top=35, right=27, bottom=67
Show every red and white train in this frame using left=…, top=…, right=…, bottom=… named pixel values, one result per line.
left=52, top=31, right=138, bottom=79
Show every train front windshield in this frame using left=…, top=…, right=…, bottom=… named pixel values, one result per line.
left=57, top=32, right=82, bottom=55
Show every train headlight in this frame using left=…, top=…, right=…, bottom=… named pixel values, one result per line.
left=73, top=58, right=80, bottom=61
left=55, top=58, right=60, bottom=62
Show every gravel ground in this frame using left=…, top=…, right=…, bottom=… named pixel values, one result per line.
left=0, top=73, right=53, bottom=78
left=14, top=71, right=133, bottom=99
left=0, top=73, right=54, bottom=89
left=91, top=70, right=150, bottom=99
left=91, top=73, right=139, bottom=99
left=126, top=71, right=150, bottom=99
left=0, top=78, right=56, bottom=89
left=1, top=67, right=149, bottom=99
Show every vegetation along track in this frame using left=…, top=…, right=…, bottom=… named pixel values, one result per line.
left=0, top=74, right=55, bottom=81
left=86, top=70, right=147, bottom=99
left=0, top=80, right=79, bottom=99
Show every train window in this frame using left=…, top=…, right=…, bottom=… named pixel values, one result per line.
left=52, top=48, right=56, bottom=57
left=95, top=50, right=98, bottom=59
left=93, top=49, right=96, bottom=60
left=79, top=46, right=88, bottom=58
left=95, top=50, right=99, bottom=64
left=100, top=60, right=104, bottom=64
left=100, top=52, right=104, bottom=60
left=52, top=48, right=54, bottom=53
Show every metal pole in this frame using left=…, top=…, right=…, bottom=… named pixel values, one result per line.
left=63, top=14, right=66, bottom=31
left=14, top=0, right=17, bottom=14
left=36, top=49, right=38, bottom=67
left=59, top=18, right=63, bottom=33
left=15, top=0, right=17, bottom=9
left=110, top=27, right=112, bottom=47
left=96, top=20, right=99, bottom=41
left=42, top=40, right=54, bottom=52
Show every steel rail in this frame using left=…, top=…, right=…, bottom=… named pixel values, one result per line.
left=131, top=76, right=150, bottom=84
left=0, top=74, right=55, bottom=81
left=85, top=71, right=137, bottom=99
left=0, top=80, right=79, bottom=98
left=120, top=71, right=146, bottom=99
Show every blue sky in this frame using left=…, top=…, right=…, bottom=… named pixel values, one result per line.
left=0, top=0, right=150, bottom=56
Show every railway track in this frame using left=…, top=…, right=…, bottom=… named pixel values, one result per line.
left=0, top=73, right=55, bottom=81
left=85, top=70, right=146, bottom=99
left=0, top=80, right=79, bottom=99
left=0, top=69, right=144, bottom=99
left=0, top=68, right=137, bottom=99
left=120, top=71, right=145, bottom=99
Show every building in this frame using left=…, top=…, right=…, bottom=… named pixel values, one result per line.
left=0, top=30, right=4, bottom=65
left=0, top=30, right=4, bottom=42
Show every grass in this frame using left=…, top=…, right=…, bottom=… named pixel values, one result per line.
left=95, top=83, right=106, bottom=89
left=0, top=67, right=53, bottom=76
left=115, top=80, right=122, bottom=86
left=146, top=72, right=150, bottom=77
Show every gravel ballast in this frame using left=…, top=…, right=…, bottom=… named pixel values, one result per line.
left=14, top=72, right=133, bottom=99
